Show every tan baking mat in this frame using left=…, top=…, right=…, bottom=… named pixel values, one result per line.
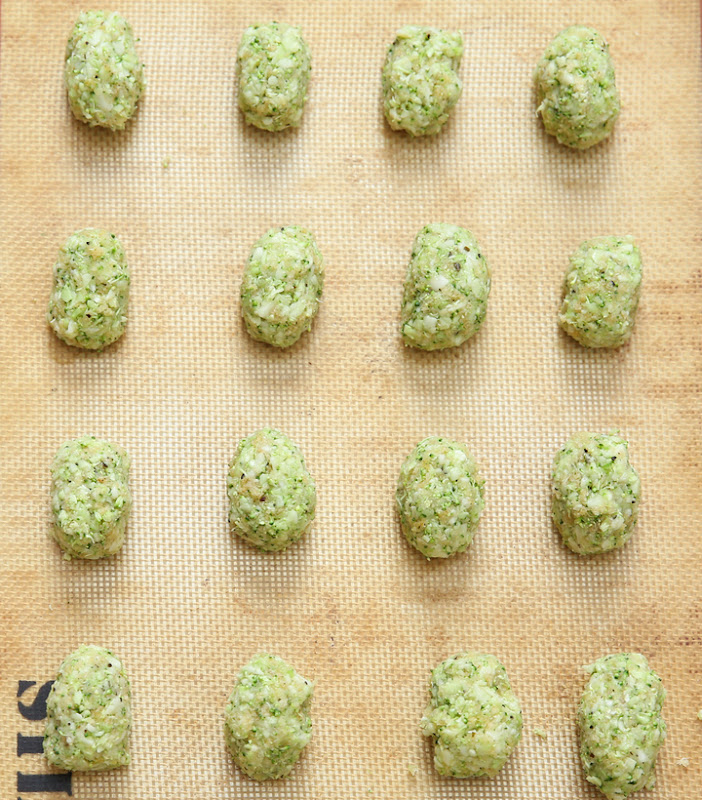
left=1, top=1, right=701, bottom=798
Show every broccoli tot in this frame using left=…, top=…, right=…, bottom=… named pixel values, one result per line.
left=50, top=436, right=132, bottom=560
left=224, top=653, right=314, bottom=780
left=382, top=26, right=463, bottom=136
left=65, top=10, right=145, bottom=131
left=535, top=26, right=620, bottom=149
left=237, top=22, right=311, bottom=131
left=396, top=436, right=484, bottom=558
left=47, top=229, right=131, bottom=350
left=401, top=223, right=491, bottom=351
left=44, top=644, right=132, bottom=772
left=240, top=226, right=324, bottom=348
left=551, top=431, right=640, bottom=555
left=578, top=653, right=666, bottom=798
left=559, top=236, right=642, bottom=349
left=421, top=652, right=523, bottom=778
left=227, top=428, right=316, bottom=552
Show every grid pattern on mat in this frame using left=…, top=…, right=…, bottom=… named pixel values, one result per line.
left=0, top=1, right=701, bottom=798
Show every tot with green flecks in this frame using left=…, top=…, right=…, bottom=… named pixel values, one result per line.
left=241, top=226, right=324, bottom=348
left=227, top=428, right=316, bottom=552
left=65, top=10, right=145, bottom=131
left=44, top=644, right=132, bottom=772
left=401, top=223, right=491, bottom=351
left=237, top=22, right=311, bottom=131
left=559, top=235, right=642, bottom=348
left=382, top=26, right=463, bottom=136
left=224, top=653, right=314, bottom=780
left=578, top=653, right=666, bottom=799
left=396, top=436, right=484, bottom=558
left=420, top=652, right=523, bottom=778
left=47, top=228, right=131, bottom=350
left=551, top=431, right=640, bottom=555
left=535, top=26, right=619, bottom=149
left=51, top=436, right=132, bottom=560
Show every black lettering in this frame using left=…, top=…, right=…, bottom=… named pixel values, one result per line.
left=17, top=734, right=43, bottom=756
left=17, top=682, right=53, bottom=721
left=17, top=772, right=72, bottom=794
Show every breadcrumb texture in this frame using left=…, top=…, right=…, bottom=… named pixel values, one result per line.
left=551, top=431, right=640, bottom=555
left=420, top=652, right=523, bottom=778
left=241, top=226, right=324, bottom=348
left=51, top=435, right=132, bottom=560
left=401, top=223, right=491, bottom=351
left=559, top=235, right=642, bottom=348
left=227, top=428, right=316, bottom=552
left=47, top=228, right=131, bottom=350
left=44, top=644, right=132, bottom=772
left=65, top=10, right=145, bottom=130
left=535, top=25, right=619, bottom=149
left=578, top=653, right=666, bottom=799
left=237, top=22, right=311, bottom=131
left=382, top=25, right=463, bottom=136
left=224, top=653, right=314, bottom=780
left=396, top=436, right=484, bottom=558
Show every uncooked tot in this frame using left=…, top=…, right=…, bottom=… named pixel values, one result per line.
left=51, top=436, right=132, bottom=560
left=420, top=652, right=523, bottom=778
left=559, top=236, right=642, bottom=348
left=227, top=428, right=316, bottom=552
left=224, top=653, right=314, bottom=780
left=237, top=22, right=311, bottom=131
left=382, top=26, right=463, bottom=136
left=241, top=226, right=324, bottom=348
left=44, top=644, right=132, bottom=772
left=535, top=26, right=619, bottom=149
left=47, top=229, right=131, bottom=350
left=401, top=223, right=491, bottom=351
left=396, top=436, right=484, bottom=558
left=65, top=10, right=145, bottom=130
left=551, top=431, right=640, bottom=555
left=578, top=653, right=666, bottom=799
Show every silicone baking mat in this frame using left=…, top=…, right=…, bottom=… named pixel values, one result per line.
left=0, top=1, right=700, bottom=798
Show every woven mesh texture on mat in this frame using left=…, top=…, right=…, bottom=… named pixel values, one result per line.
left=0, top=1, right=701, bottom=798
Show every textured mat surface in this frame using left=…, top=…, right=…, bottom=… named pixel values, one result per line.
left=1, top=1, right=701, bottom=798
